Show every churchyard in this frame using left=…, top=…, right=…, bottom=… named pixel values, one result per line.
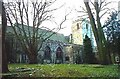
left=2, top=64, right=119, bottom=78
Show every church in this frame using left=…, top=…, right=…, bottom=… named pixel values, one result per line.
left=6, top=24, right=82, bottom=64
left=5, top=18, right=97, bottom=64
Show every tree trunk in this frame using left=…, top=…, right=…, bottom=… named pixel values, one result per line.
left=24, top=45, right=38, bottom=64
left=1, top=2, right=9, bottom=73
left=27, top=47, right=38, bottom=64
left=2, top=44, right=8, bottom=73
left=28, top=53, right=38, bottom=64
left=94, top=2, right=110, bottom=64
left=84, top=2, right=110, bottom=65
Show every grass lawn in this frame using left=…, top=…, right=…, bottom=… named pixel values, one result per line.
left=2, top=64, right=119, bottom=78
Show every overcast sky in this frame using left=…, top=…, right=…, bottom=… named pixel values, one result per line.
left=3, top=0, right=120, bottom=36
left=44, top=0, right=120, bottom=36
left=53, top=0, right=120, bottom=35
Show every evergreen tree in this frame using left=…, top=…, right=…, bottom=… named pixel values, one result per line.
left=83, top=35, right=95, bottom=64
left=103, top=11, right=120, bottom=63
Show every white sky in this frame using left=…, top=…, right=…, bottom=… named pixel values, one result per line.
left=3, top=0, right=120, bottom=36
left=47, top=0, right=120, bottom=36
left=42, top=0, right=84, bottom=36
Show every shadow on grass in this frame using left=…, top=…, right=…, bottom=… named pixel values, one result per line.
left=1, top=67, right=35, bottom=78
left=1, top=76, right=119, bottom=79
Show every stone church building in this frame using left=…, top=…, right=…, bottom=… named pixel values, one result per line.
left=6, top=24, right=82, bottom=64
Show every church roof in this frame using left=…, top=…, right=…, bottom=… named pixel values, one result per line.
left=6, top=23, right=69, bottom=43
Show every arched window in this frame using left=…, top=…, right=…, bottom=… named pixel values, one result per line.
left=44, top=46, right=51, bottom=59
left=56, top=47, right=63, bottom=59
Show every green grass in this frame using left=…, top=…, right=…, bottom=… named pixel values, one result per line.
left=3, top=64, right=119, bottom=78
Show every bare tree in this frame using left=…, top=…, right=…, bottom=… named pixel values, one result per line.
left=82, top=0, right=114, bottom=64
left=4, top=0, right=69, bottom=64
